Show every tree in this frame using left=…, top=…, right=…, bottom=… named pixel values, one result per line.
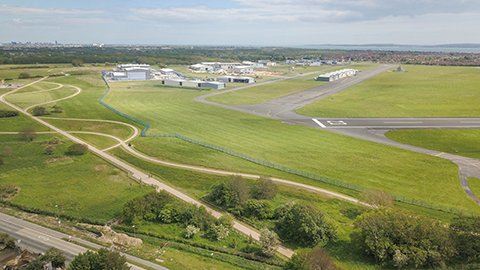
left=284, top=250, right=309, bottom=270
left=18, top=72, right=30, bottom=79
left=185, top=225, right=200, bottom=239
left=259, top=228, right=280, bottom=257
left=68, top=248, right=130, bottom=270
left=352, top=208, right=457, bottom=268
left=52, top=104, right=63, bottom=113
left=32, top=106, right=47, bottom=116
left=360, top=189, right=394, bottom=208
left=72, top=59, right=84, bottom=67
left=210, top=175, right=250, bottom=209
left=49, top=136, right=61, bottom=144
left=276, top=202, right=337, bottom=247
left=19, top=127, right=37, bottom=142
left=2, top=146, right=12, bottom=156
left=252, top=176, right=278, bottom=200
left=242, top=199, right=274, bottom=219
left=44, top=247, right=66, bottom=268
left=67, top=143, right=88, bottom=155
left=450, top=215, right=480, bottom=263
left=45, top=145, right=55, bottom=155
left=284, top=247, right=342, bottom=270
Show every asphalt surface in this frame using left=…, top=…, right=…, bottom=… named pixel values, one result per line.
left=197, top=65, right=480, bottom=205
left=0, top=212, right=167, bottom=270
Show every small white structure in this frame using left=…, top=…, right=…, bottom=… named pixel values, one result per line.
left=159, top=68, right=175, bottom=75
left=215, top=76, right=254, bottom=83
left=199, top=81, right=225, bottom=89
left=315, top=69, right=358, bottom=82
left=234, top=66, right=254, bottom=74
left=190, top=64, right=214, bottom=72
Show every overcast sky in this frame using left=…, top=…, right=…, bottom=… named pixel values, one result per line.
left=1, top=0, right=479, bottom=46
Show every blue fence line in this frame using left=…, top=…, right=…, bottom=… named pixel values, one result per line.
left=100, top=72, right=150, bottom=136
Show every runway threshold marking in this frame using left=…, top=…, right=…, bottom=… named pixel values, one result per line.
left=312, top=119, right=326, bottom=128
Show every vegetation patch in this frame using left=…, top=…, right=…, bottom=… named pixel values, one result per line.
left=0, top=185, right=20, bottom=200
left=44, top=156, right=73, bottom=164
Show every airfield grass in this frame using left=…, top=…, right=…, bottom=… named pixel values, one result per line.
left=0, top=134, right=151, bottom=220
left=5, top=86, right=78, bottom=109
left=69, top=133, right=120, bottom=150
left=101, top=82, right=479, bottom=212
left=207, top=63, right=378, bottom=105
left=0, top=113, right=49, bottom=132
left=385, top=129, right=480, bottom=160
left=42, top=118, right=135, bottom=141
left=469, top=177, right=480, bottom=199
left=297, top=65, right=480, bottom=117
left=14, top=81, right=63, bottom=94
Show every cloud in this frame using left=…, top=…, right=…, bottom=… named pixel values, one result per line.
left=0, top=5, right=106, bottom=15
left=130, top=0, right=480, bottom=24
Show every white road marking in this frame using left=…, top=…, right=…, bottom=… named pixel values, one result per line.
left=38, top=236, right=49, bottom=241
left=312, top=119, right=326, bottom=128
left=327, top=120, right=347, bottom=125
left=383, top=121, right=422, bottom=124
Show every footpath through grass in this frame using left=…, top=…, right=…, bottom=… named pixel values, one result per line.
left=102, top=83, right=479, bottom=212
left=207, top=63, right=378, bottom=105
left=297, top=65, right=480, bottom=117
left=386, top=129, right=480, bottom=160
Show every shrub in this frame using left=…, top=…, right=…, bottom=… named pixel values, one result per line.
left=360, top=189, right=394, bottom=207
left=67, top=143, right=88, bottom=155
left=0, top=110, right=19, bottom=118
left=185, top=225, right=200, bottom=239
left=19, top=128, right=36, bottom=142
left=242, top=199, right=274, bottom=220
left=18, top=73, right=30, bottom=79
left=260, top=228, right=279, bottom=257
left=252, top=177, right=278, bottom=200
left=49, top=137, right=61, bottom=144
left=0, top=157, right=3, bottom=166
left=52, top=105, right=63, bottom=113
left=44, top=145, right=55, bottom=155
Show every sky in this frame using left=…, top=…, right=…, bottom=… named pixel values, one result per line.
left=1, top=0, right=480, bottom=46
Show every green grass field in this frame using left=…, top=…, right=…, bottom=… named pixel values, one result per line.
left=385, top=129, right=480, bottom=159
left=207, top=63, right=378, bottom=105
left=42, top=118, right=135, bottom=141
left=0, top=134, right=151, bottom=220
left=70, top=133, right=120, bottom=150
left=0, top=113, right=50, bottom=132
left=5, top=85, right=78, bottom=109
left=97, top=83, right=480, bottom=212
left=469, top=177, right=480, bottom=199
left=297, top=65, right=480, bottom=117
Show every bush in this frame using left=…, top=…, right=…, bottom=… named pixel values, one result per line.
left=185, top=225, right=200, bottom=239
left=67, top=143, right=88, bottom=155
left=18, top=72, right=30, bottom=79
left=2, top=146, right=12, bottom=157
left=49, top=137, right=61, bottom=144
left=242, top=199, right=274, bottom=220
left=0, top=157, right=3, bottom=166
left=360, top=189, right=394, bottom=207
left=52, top=105, right=63, bottom=113
left=276, top=202, right=337, bottom=247
left=0, top=110, right=19, bottom=118
left=44, top=145, right=55, bottom=155
left=252, top=177, right=278, bottom=200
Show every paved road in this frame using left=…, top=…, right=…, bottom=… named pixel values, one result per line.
left=196, top=65, right=480, bottom=205
left=0, top=212, right=166, bottom=270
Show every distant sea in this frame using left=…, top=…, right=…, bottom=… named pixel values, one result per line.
left=300, top=44, right=480, bottom=53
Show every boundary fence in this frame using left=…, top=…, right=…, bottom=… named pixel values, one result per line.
left=100, top=72, right=150, bottom=136
left=145, top=132, right=479, bottom=216
left=97, top=76, right=478, bottom=217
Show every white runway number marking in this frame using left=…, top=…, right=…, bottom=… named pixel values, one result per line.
left=327, top=120, right=347, bottom=126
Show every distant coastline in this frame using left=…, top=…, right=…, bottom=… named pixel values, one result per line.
left=301, top=44, right=480, bottom=53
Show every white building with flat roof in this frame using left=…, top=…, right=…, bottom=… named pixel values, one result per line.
left=234, top=66, right=254, bottom=74
left=215, top=76, right=254, bottom=83
left=315, top=69, right=358, bottom=82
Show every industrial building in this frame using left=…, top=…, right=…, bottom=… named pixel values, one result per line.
left=215, top=76, right=254, bottom=83
left=108, top=64, right=151, bottom=81
left=315, top=69, right=358, bottom=82
left=234, top=66, right=254, bottom=74
left=162, top=79, right=225, bottom=89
